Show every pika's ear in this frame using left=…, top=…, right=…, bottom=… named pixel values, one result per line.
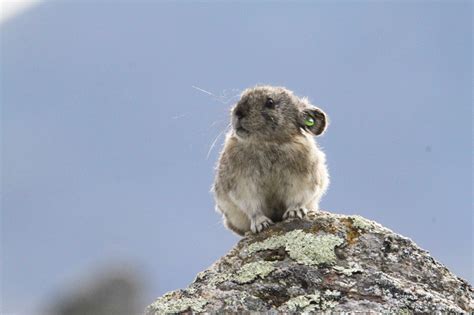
left=300, top=106, right=328, bottom=136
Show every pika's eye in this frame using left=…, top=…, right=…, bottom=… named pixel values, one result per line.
left=304, top=115, right=315, bottom=127
left=265, top=97, right=275, bottom=109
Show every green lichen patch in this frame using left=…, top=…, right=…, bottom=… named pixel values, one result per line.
left=208, top=272, right=233, bottom=286
left=147, top=292, right=208, bottom=314
left=234, top=261, right=276, bottom=284
left=207, top=261, right=275, bottom=286
left=351, top=215, right=373, bottom=230
left=247, top=230, right=343, bottom=266
left=349, top=215, right=389, bottom=233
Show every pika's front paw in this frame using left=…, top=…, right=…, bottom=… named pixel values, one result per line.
left=250, top=216, right=274, bottom=234
left=283, top=207, right=308, bottom=220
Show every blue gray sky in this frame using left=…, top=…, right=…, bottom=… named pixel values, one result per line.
left=1, top=1, right=472, bottom=314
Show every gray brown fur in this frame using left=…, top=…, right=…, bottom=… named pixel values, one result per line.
left=212, top=86, right=329, bottom=235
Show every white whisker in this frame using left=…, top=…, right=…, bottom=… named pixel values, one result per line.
left=206, top=123, right=231, bottom=160
left=192, top=85, right=216, bottom=97
left=208, top=119, right=225, bottom=130
left=190, top=85, right=240, bottom=159
left=172, top=113, right=189, bottom=119
left=192, top=85, right=242, bottom=105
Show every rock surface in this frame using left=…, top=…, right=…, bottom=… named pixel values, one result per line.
left=146, top=211, right=473, bottom=313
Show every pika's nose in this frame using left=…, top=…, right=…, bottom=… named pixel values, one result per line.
left=235, top=108, right=245, bottom=119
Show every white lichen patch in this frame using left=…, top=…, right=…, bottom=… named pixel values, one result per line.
left=148, top=292, right=208, bottom=314
left=282, top=292, right=321, bottom=312
left=234, top=261, right=276, bottom=284
left=324, top=289, right=341, bottom=297
left=333, top=262, right=363, bottom=276
left=222, top=290, right=253, bottom=308
left=247, top=230, right=343, bottom=266
left=321, top=299, right=338, bottom=310
left=281, top=290, right=341, bottom=312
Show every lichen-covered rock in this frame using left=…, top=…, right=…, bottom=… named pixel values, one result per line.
left=145, top=211, right=473, bottom=313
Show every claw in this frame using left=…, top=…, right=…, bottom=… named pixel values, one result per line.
left=250, top=216, right=274, bottom=233
left=283, top=207, right=308, bottom=220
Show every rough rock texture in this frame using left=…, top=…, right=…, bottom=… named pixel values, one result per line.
left=146, top=211, right=473, bottom=313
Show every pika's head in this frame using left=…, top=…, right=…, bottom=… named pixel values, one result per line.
left=231, top=85, right=328, bottom=142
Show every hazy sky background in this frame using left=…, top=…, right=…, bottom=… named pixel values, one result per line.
left=2, top=1, right=472, bottom=314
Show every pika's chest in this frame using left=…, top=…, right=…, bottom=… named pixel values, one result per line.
left=235, top=143, right=316, bottom=181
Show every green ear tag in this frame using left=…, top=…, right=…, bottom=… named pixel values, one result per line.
left=304, top=116, right=315, bottom=127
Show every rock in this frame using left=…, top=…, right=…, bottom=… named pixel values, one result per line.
left=145, top=211, right=473, bottom=313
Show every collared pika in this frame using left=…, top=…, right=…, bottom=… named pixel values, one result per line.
left=212, top=86, right=329, bottom=236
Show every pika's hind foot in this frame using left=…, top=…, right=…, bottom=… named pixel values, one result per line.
left=283, top=207, right=308, bottom=220
left=250, top=215, right=274, bottom=233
